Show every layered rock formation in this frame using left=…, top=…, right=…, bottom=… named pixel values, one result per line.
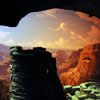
left=58, top=49, right=82, bottom=75
left=60, top=43, right=100, bottom=86
left=78, top=43, right=100, bottom=82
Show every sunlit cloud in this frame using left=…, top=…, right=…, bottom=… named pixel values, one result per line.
left=36, top=8, right=59, bottom=18
left=72, top=25, right=100, bottom=45
left=75, top=11, right=100, bottom=26
left=36, top=8, right=66, bottom=19
left=70, top=35, right=75, bottom=39
left=54, top=38, right=69, bottom=49
left=10, top=38, right=70, bottom=50
left=70, top=31, right=76, bottom=35
left=55, top=23, right=67, bottom=33
left=0, top=30, right=11, bottom=39
left=34, top=38, right=69, bottom=49
left=70, top=31, right=87, bottom=46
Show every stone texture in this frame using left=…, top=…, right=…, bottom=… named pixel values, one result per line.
left=64, top=82, right=100, bottom=100
left=10, top=46, right=66, bottom=100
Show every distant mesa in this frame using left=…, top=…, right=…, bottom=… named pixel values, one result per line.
left=0, top=44, right=10, bottom=53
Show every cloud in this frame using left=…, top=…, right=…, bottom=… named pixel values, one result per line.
left=77, top=35, right=87, bottom=42
left=36, top=8, right=65, bottom=19
left=36, top=8, right=58, bottom=18
left=75, top=11, right=100, bottom=26
left=5, top=40, right=34, bottom=47
left=70, top=25, right=100, bottom=47
left=75, top=12, right=91, bottom=21
left=71, top=25, right=100, bottom=45
left=55, top=23, right=67, bottom=33
left=13, top=38, right=69, bottom=49
left=34, top=38, right=69, bottom=49
left=91, top=17, right=100, bottom=25
left=86, top=25, right=100, bottom=43
left=70, top=31, right=88, bottom=48
left=54, top=38, right=69, bottom=49
left=70, top=31, right=86, bottom=41
left=0, top=30, right=11, bottom=39
left=70, top=31, right=76, bottom=35
left=16, top=42, right=34, bottom=47
left=88, top=25, right=100, bottom=37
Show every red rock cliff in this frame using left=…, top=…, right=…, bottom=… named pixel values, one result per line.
left=58, top=49, right=82, bottom=75
left=60, top=43, right=100, bottom=86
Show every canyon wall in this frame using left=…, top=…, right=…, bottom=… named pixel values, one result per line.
left=58, top=49, right=82, bottom=75
left=60, top=43, right=100, bottom=86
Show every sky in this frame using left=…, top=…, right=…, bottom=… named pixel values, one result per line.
left=0, top=8, right=100, bottom=50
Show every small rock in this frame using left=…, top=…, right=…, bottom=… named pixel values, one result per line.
left=63, top=85, right=72, bottom=89
left=95, top=94, right=100, bottom=99
left=84, top=99, right=96, bottom=100
left=83, top=88, right=91, bottom=93
left=80, top=83, right=87, bottom=89
left=72, top=95, right=79, bottom=100
left=78, top=94, right=88, bottom=99
left=66, top=93, right=72, bottom=98
left=75, top=91, right=80, bottom=96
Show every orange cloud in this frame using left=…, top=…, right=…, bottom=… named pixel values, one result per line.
left=70, top=31, right=75, bottom=35
left=84, top=25, right=100, bottom=44
left=75, top=11, right=100, bottom=26
left=88, top=25, right=100, bottom=37
left=70, top=31, right=86, bottom=42
left=91, top=16, right=100, bottom=25
left=75, top=12, right=91, bottom=21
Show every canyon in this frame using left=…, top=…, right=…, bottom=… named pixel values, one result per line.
left=60, top=43, right=100, bottom=86
left=0, top=43, right=100, bottom=86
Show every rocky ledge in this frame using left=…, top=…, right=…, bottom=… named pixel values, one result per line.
left=63, top=82, right=100, bottom=100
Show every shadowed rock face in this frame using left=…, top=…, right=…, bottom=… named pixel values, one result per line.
left=58, top=49, right=82, bottom=75
left=60, top=43, right=100, bottom=86
left=0, top=0, right=100, bottom=26
left=10, top=46, right=66, bottom=100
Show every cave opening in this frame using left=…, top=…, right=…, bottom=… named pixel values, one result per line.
left=0, top=8, right=100, bottom=100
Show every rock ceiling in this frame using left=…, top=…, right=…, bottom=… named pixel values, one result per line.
left=0, top=0, right=100, bottom=27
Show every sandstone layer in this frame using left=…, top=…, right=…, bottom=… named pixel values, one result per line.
left=60, top=43, right=100, bottom=86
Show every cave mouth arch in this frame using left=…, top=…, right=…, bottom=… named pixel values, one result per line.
left=0, top=0, right=100, bottom=27
left=0, top=8, right=100, bottom=86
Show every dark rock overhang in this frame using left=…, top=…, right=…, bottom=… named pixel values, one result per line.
left=0, top=0, right=100, bottom=27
